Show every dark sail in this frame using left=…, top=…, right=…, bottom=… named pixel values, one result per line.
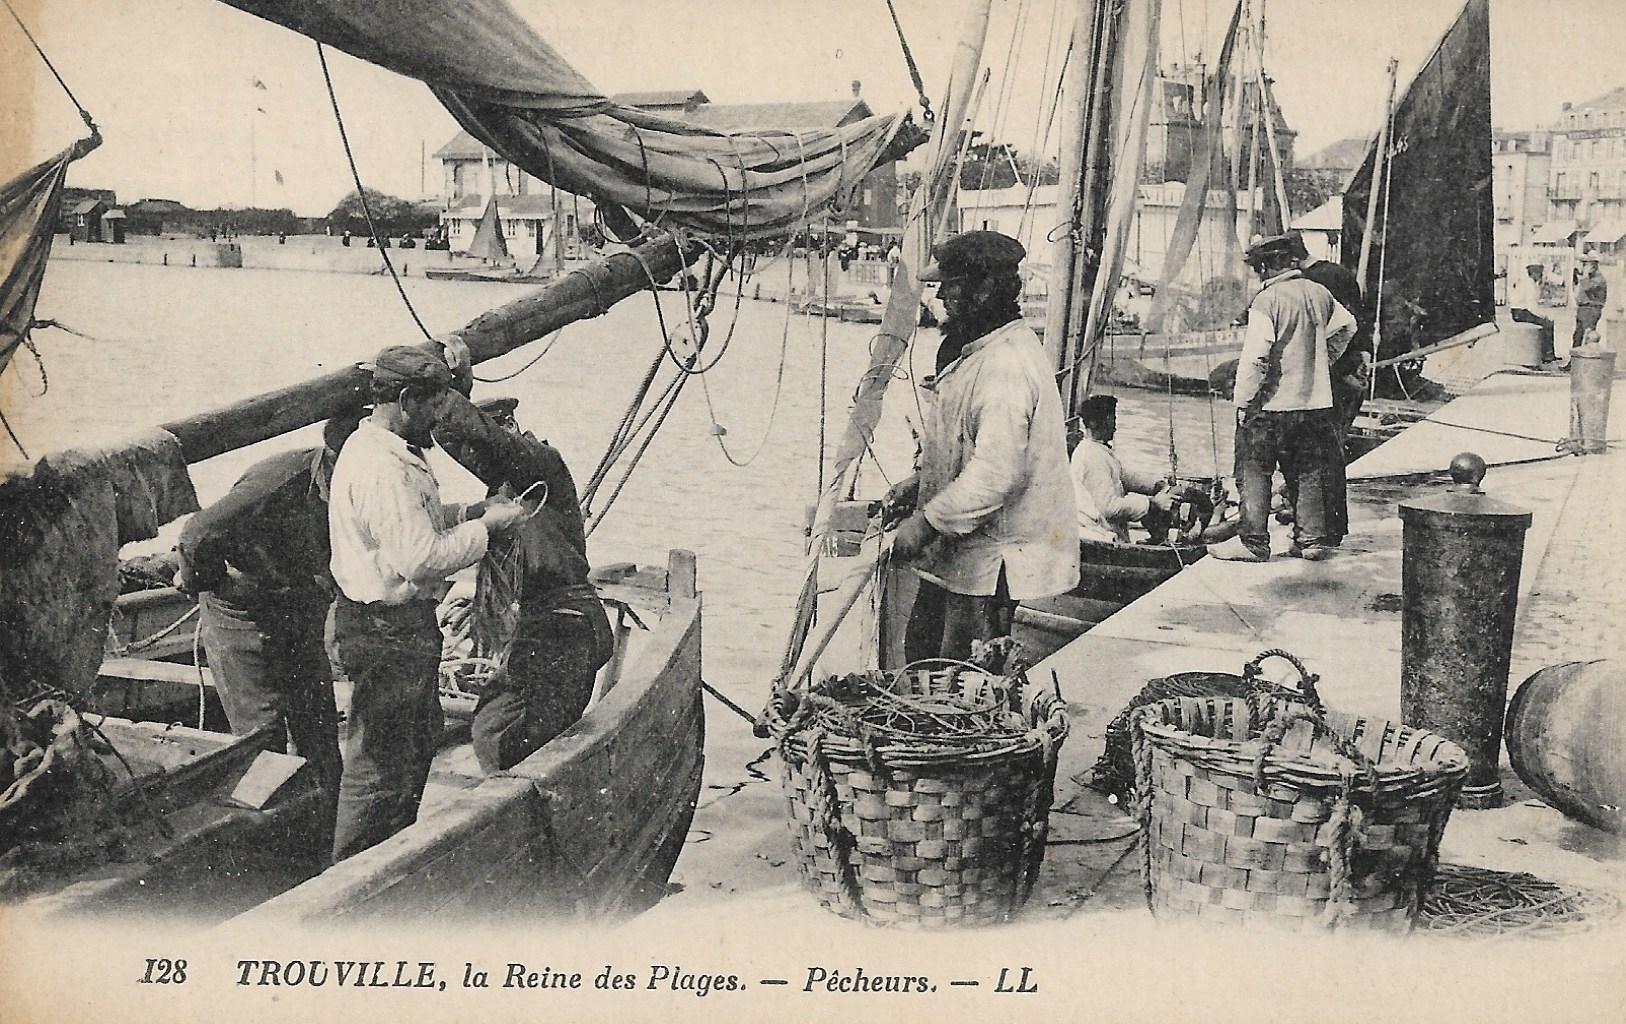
left=1341, top=0, right=1493, bottom=394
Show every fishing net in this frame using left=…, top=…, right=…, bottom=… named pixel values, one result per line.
left=1418, top=863, right=1621, bottom=937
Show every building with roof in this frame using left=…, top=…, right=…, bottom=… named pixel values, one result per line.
left=432, top=82, right=900, bottom=249
left=956, top=180, right=1271, bottom=286
left=1144, top=65, right=1297, bottom=185
left=68, top=198, right=111, bottom=242
left=433, top=131, right=599, bottom=257
left=1544, top=86, right=1626, bottom=256
left=1492, top=130, right=1552, bottom=249
left=58, top=186, right=116, bottom=233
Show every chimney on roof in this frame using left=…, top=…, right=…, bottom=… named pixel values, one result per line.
left=851, top=80, right=862, bottom=98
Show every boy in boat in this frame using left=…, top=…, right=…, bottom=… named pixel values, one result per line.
left=885, top=230, right=1079, bottom=661
left=1069, top=394, right=1174, bottom=544
left=432, top=393, right=613, bottom=774
left=174, top=407, right=365, bottom=860
left=326, top=346, right=528, bottom=863
left=1209, top=234, right=1356, bottom=563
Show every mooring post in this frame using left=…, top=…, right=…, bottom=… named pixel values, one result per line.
left=1399, top=453, right=1533, bottom=809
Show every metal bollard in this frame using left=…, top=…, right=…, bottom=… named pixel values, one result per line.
left=1568, top=347, right=1616, bottom=454
left=1399, top=453, right=1532, bottom=809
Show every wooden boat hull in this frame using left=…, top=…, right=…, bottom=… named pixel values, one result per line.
left=1014, top=538, right=1201, bottom=661
left=230, top=551, right=704, bottom=925
left=35, top=553, right=703, bottom=925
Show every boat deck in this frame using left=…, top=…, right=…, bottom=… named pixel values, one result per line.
left=1026, top=367, right=1626, bottom=917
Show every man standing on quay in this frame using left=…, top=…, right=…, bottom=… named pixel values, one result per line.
left=1209, top=235, right=1356, bottom=563
left=326, top=345, right=527, bottom=863
left=1290, top=232, right=1370, bottom=547
left=1575, top=257, right=1609, bottom=351
left=885, top=230, right=1078, bottom=662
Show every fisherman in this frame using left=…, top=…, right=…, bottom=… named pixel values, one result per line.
left=1507, top=262, right=1556, bottom=363
left=884, top=230, right=1079, bottom=661
left=173, top=407, right=366, bottom=860
left=1069, top=394, right=1174, bottom=544
left=1575, top=257, right=1609, bottom=352
left=433, top=393, right=613, bottom=774
left=1288, top=231, right=1369, bottom=547
left=1209, top=234, right=1357, bottom=563
left=326, top=345, right=528, bottom=863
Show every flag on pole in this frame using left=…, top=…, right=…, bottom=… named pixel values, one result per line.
left=273, top=170, right=284, bottom=186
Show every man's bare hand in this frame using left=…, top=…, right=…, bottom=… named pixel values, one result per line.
left=890, top=511, right=938, bottom=560
left=481, top=497, right=528, bottom=533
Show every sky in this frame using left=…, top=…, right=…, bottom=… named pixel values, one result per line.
left=4, top=0, right=1624, bottom=217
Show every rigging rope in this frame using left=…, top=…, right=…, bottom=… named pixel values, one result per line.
left=316, top=43, right=434, bottom=343
left=473, top=328, right=565, bottom=383
left=2, top=0, right=95, bottom=132
left=884, top=0, right=934, bottom=123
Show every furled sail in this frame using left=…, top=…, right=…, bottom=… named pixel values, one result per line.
left=1341, top=0, right=1494, bottom=382
left=0, top=140, right=96, bottom=381
left=220, top=0, right=917, bottom=239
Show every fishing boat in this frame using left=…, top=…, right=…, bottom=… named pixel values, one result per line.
left=3, top=0, right=923, bottom=923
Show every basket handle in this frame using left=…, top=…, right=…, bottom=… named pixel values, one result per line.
left=1243, top=648, right=1321, bottom=708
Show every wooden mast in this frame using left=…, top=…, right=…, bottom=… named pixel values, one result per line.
left=160, top=233, right=690, bottom=463
left=1044, top=0, right=1110, bottom=409
left=1357, top=58, right=1399, bottom=295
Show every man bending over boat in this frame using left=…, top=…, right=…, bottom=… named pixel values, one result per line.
left=885, top=230, right=1079, bottom=662
left=433, top=394, right=613, bottom=774
left=326, top=346, right=528, bottom=863
left=174, top=407, right=365, bottom=860
left=1069, top=394, right=1174, bottom=544
left=1208, top=235, right=1356, bottom=563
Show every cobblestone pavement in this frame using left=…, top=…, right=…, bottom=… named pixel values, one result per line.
left=1511, top=444, right=1626, bottom=676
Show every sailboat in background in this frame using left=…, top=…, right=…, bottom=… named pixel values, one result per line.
left=1010, top=0, right=1236, bottom=659
left=424, top=194, right=527, bottom=281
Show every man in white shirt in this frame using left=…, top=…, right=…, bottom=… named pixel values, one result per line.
left=1209, top=235, right=1357, bottom=563
left=1507, top=263, right=1555, bottom=363
left=326, top=345, right=527, bottom=863
left=887, top=231, right=1079, bottom=662
left=1070, top=395, right=1173, bottom=544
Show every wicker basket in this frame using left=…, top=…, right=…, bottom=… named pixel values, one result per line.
left=1131, top=651, right=1468, bottom=931
left=766, top=663, right=1067, bottom=927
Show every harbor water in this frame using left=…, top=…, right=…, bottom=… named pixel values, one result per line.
left=19, top=257, right=1236, bottom=699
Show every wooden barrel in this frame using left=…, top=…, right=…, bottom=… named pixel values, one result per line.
left=1505, top=660, right=1626, bottom=834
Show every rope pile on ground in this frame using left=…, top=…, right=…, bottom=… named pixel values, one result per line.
left=1419, top=863, right=1621, bottom=937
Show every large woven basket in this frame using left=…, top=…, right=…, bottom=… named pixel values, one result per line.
left=1132, top=652, right=1468, bottom=931
left=766, top=663, right=1067, bottom=927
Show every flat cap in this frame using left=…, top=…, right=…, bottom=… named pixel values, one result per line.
left=1243, top=233, right=1297, bottom=267
left=918, top=230, right=1025, bottom=282
left=476, top=395, right=520, bottom=419
left=365, top=345, right=455, bottom=390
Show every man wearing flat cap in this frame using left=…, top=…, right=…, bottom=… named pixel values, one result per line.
left=1212, top=235, right=1356, bottom=563
left=885, top=230, right=1079, bottom=662
left=326, top=345, right=528, bottom=862
left=174, top=405, right=367, bottom=861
